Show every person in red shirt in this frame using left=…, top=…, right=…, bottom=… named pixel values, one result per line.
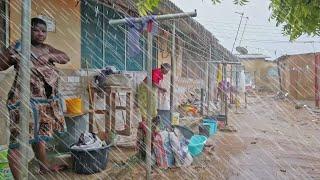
left=137, top=63, right=171, bottom=122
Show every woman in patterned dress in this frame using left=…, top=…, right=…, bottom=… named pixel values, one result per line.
left=0, top=17, right=70, bottom=178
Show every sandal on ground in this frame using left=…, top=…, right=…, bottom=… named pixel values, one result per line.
left=39, top=164, right=69, bottom=175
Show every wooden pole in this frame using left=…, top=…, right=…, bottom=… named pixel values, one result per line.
left=18, top=0, right=31, bottom=179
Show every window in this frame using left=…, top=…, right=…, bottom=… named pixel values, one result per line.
left=267, top=67, right=278, bottom=77
left=81, top=0, right=157, bottom=71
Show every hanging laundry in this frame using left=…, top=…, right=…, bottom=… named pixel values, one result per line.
left=216, top=64, right=223, bottom=84
left=125, top=15, right=158, bottom=58
left=126, top=18, right=144, bottom=58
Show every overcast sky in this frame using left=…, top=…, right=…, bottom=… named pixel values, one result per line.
left=171, top=0, right=320, bottom=59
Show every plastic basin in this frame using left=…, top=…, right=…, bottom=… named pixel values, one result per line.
left=188, top=135, right=207, bottom=156
left=70, top=145, right=111, bottom=174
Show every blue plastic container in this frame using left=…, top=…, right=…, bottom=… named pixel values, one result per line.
left=188, top=135, right=207, bottom=156
left=202, top=119, right=217, bottom=136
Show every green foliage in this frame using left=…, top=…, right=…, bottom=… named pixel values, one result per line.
left=136, top=0, right=161, bottom=16
left=211, top=0, right=249, bottom=5
left=269, top=0, right=320, bottom=40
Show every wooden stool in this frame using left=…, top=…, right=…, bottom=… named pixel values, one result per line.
left=89, top=84, right=132, bottom=136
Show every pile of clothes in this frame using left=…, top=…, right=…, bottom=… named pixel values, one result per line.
left=71, top=132, right=104, bottom=150
left=137, top=118, right=193, bottom=169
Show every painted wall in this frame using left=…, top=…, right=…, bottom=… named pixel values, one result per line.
left=278, top=53, right=319, bottom=100
left=9, top=0, right=81, bottom=69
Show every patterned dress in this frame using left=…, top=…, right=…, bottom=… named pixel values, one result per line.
left=6, top=44, right=65, bottom=149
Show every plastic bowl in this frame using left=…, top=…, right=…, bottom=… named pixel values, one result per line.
left=188, top=135, right=207, bottom=156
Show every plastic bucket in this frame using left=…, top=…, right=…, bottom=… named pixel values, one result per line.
left=199, top=124, right=210, bottom=137
left=70, top=145, right=110, bottom=174
left=203, top=119, right=217, bottom=135
left=215, top=115, right=226, bottom=129
left=65, top=98, right=82, bottom=114
left=171, top=112, right=180, bottom=126
left=0, top=146, right=13, bottom=179
left=188, top=135, right=207, bottom=156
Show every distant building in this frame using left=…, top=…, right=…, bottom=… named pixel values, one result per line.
left=237, top=54, right=279, bottom=92
left=276, top=53, right=320, bottom=100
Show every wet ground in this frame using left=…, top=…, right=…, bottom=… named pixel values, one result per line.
left=33, top=94, right=320, bottom=179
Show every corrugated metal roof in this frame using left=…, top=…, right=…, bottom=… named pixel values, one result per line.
left=236, top=54, right=270, bottom=59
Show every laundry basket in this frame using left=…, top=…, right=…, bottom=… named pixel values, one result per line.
left=70, top=145, right=110, bottom=174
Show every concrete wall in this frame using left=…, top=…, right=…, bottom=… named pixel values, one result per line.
left=278, top=53, right=319, bottom=100
left=9, top=0, right=81, bottom=69
left=242, top=59, right=279, bottom=92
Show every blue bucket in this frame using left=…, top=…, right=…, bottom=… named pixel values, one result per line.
left=188, top=135, right=207, bottom=156
left=203, top=119, right=217, bottom=136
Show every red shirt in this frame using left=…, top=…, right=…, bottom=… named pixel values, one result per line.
left=152, top=68, right=163, bottom=85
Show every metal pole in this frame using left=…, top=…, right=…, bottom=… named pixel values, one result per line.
left=146, top=32, right=153, bottom=180
left=277, top=60, right=282, bottom=92
left=230, top=65, right=233, bottom=105
left=205, top=58, right=209, bottom=114
left=315, top=54, right=320, bottom=107
left=190, top=60, right=241, bottom=64
left=223, top=63, right=228, bottom=125
left=170, top=22, right=176, bottom=122
left=238, top=17, right=249, bottom=47
left=231, top=13, right=244, bottom=103
left=18, top=0, right=31, bottom=179
left=235, top=65, right=238, bottom=112
left=231, top=12, right=244, bottom=53
left=206, top=46, right=212, bottom=114
left=201, top=88, right=204, bottom=115
left=109, top=10, right=197, bottom=25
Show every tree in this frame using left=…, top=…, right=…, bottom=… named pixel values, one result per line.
left=269, top=0, right=320, bottom=40
left=137, top=0, right=320, bottom=40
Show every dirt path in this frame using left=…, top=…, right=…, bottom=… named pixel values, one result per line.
left=224, top=95, right=320, bottom=180
left=34, top=95, right=320, bottom=179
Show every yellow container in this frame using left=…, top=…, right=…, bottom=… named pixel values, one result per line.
left=171, top=112, right=180, bottom=126
left=65, top=98, right=82, bottom=114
